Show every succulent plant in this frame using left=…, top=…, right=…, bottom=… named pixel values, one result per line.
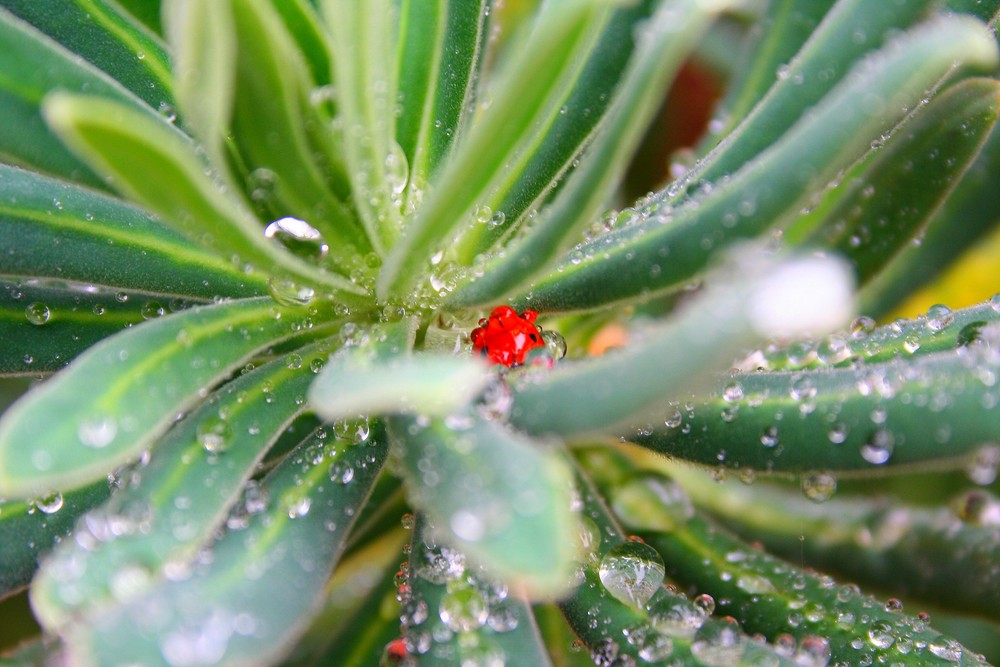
left=2, top=0, right=1000, bottom=665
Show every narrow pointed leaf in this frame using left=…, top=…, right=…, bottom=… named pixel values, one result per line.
left=664, top=463, right=1000, bottom=622
left=229, top=0, right=361, bottom=257
left=608, top=470, right=984, bottom=665
left=0, top=281, right=201, bottom=376
left=697, top=0, right=838, bottom=151
left=0, top=165, right=267, bottom=299
left=509, top=254, right=853, bottom=438
left=0, top=9, right=154, bottom=190
left=64, top=423, right=389, bottom=667
left=449, top=0, right=730, bottom=308
left=378, top=0, right=614, bottom=299
left=630, top=338, right=1000, bottom=473
left=0, top=480, right=110, bottom=598
left=0, top=297, right=338, bottom=497
left=401, top=516, right=553, bottom=666
left=162, top=0, right=236, bottom=168
left=325, top=0, right=400, bottom=252
left=862, top=117, right=1000, bottom=317
left=562, top=458, right=797, bottom=665
left=675, top=0, right=935, bottom=202
left=395, top=0, right=489, bottom=190
left=0, top=0, right=173, bottom=111
left=31, top=344, right=336, bottom=630
left=271, top=0, right=333, bottom=88
left=42, top=93, right=368, bottom=297
left=115, top=0, right=162, bottom=35
left=520, top=15, right=1000, bottom=313
left=749, top=299, right=1000, bottom=373
left=388, top=413, right=575, bottom=596
left=791, top=78, right=1000, bottom=285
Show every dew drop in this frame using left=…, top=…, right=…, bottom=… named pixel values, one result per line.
left=25, top=302, right=50, bottom=326
left=649, top=596, right=709, bottom=639
left=760, top=425, right=779, bottom=448
left=264, top=216, right=329, bottom=261
left=925, top=304, right=954, bottom=332
left=34, top=490, right=64, bottom=514
left=866, top=620, right=895, bottom=649
left=267, top=276, right=315, bottom=307
left=966, top=443, right=1000, bottom=485
left=328, top=460, right=355, bottom=485
left=861, top=430, right=894, bottom=465
left=141, top=301, right=165, bottom=319
left=801, top=471, right=837, bottom=502
left=78, top=416, right=118, bottom=449
left=197, top=416, right=233, bottom=454
left=384, top=142, right=410, bottom=196
left=598, top=541, right=665, bottom=609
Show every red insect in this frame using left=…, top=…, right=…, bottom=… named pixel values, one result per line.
left=470, top=305, right=545, bottom=367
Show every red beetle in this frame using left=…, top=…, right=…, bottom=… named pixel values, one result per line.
left=470, top=306, right=545, bottom=367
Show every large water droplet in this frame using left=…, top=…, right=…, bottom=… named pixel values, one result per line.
left=385, top=142, right=409, bottom=196
left=598, top=541, right=665, bottom=609
left=925, top=304, right=954, bottom=332
left=801, top=471, right=837, bottom=502
left=264, top=216, right=329, bottom=261
left=25, top=302, right=50, bottom=326
left=34, top=490, right=64, bottom=514
left=267, top=276, right=315, bottom=307
left=691, top=618, right=746, bottom=666
left=648, top=596, right=709, bottom=639
left=861, top=430, right=894, bottom=465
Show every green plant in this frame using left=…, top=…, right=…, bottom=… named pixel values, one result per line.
left=2, top=0, right=1000, bottom=664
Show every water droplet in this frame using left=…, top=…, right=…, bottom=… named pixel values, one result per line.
left=691, top=619, right=745, bottom=666
left=385, top=142, right=409, bottom=196
left=649, top=596, right=709, bottom=639
left=928, top=639, right=964, bottom=662
left=735, top=574, right=775, bottom=594
left=78, top=416, right=118, bottom=449
left=267, top=276, right=315, bottom=307
left=415, top=544, right=465, bottom=584
left=34, top=490, right=64, bottom=514
left=541, top=329, right=567, bottom=361
left=284, top=493, right=311, bottom=519
left=25, top=302, right=50, bottom=325
left=850, top=316, right=875, bottom=338
left=329, top=460, right=355, bottom=484
left=197, top=416, right=233, bottom=454
left=664, top=408, right=683, bottom=429
left=439, top=582, right=488, bottom=632
left=760, top=426, right=779, bottom=448
left=925, top=304, right=954, bottom=332
left=866, top=620, right=895, bottom=649
left=722, top=381, right=744, bottom=402
left=264, top=216, right=329, bottom=261
left=861, top=430, right=894, bottom=465
left=801, top=471, right=837, bottom=502
left=966, top=443, right=1000, bottom=485
left=598, top=541, right=665, bottom=609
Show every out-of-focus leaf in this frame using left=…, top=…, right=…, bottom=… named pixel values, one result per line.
left=509, top=253, right=853, bottom=437
left=399, top=515, right=554, bottom=666
left=388, top=413, right=575, bottom=596
left=0, top=0, right=173, bottom=111
left=0, top=297, right=338, bottom=497
left=0, top=480, right=110, bottom=598
left=698, top=0, right=838, bottom=151
left=31, top=344, right=336, bottom=630
left=0, top=165, right=267, bottom=299
left=63, top=423, right=390, bottom=667
left=42, top=93, right=368, bottom=297
left=449, top=0, right=730, bottom=309
left=629, top=335, right=1000, bottom=473
left=0, top=9, right=155, bottom=190
left=790, top=78, right=1000, bottom=286
left=520, top=15, right=999, bottom=313
left=661, top=461, right=1000, bottom=622
left=0, top=281, right=200, bottom=376
left=677, top=0, right=934, bottom=201
left=377, top=0, right=619, bottom=299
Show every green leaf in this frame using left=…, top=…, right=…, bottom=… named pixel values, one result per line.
left=114, top=0, right=163, bottom=36
left=324, top=0, right=400, bottom=253
left=862, top=115, right=1000, bottom=317
left=561, top=458, right=797, bottom=665
left=448, top=0, right=732, bottom=309
left=271, top=0, right=334, bottom=88
left=0, top=164, right=268, bottom=300
left=509, top=253, right=853, bottom=438
left=629, top=336, right=1000, bottom=473
left=607, top=470, right=984, bottom=665
left=228, top=0, right=363, bottom=259
left=377, top=0, right=617, bottom=299
left=790, top=78, right=1000, bottom=285
left=677, top=0, right=935, bottom=201
left=0, top=480, right=110, bottom=598
left=663, top=462, right=1000, bottom=623
left=0, top=297, right=338, bottom=497
left=0, top=281, right=201, bottom=376
left=30, top=343, right=335, bottom=630
left=395, top=0, right=489, bottom=189
left=62, top=422, right=390, bottom=667
left=0, top=9, right=154, bottom=190
left=388, top=413, right=576, bottom=596
left=697, top=0, right=838, bottom=151
left=0, top=0, right=173, bottom=112
left=519, top=14, right=1000, bottom=313
left=42, top=93, right=368, bottom=298
left=402, top=515, right=554, bottom=666
left=750, top=299, right=1000, bottom=372
left=162, top=0, right=236, bottom=168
